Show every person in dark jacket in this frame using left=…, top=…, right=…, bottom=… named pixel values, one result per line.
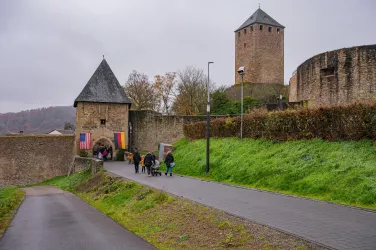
left=164, top=151, right=174, bottom=176
left=151, top=152, right=156, bottom=165
left=133, top=149, right=141, bottom=173
left=144, top=152, right=154, bottom=177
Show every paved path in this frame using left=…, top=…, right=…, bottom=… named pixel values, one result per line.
left=106, top=162, right=376, bottom=250
left=0, top=186, right=155, bottom=250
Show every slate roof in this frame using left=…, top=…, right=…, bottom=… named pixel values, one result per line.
left=235, top=8, right=285, bottom=32
left=74, top=59, right=132, bottom=107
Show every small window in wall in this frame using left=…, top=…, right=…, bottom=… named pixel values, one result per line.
left=238, top=32, right=240, bottom=38
left=244, top=29, right=247, bottom=35
left=268, top=27, right=272, bottom=32
left=100, top=119, right=106, bottom=125
left=244, top=43, right=246, bottom=48
left=250, top=26, right=253, bottom=31
left=260, top=25, right=263, bottom=31
left=320, top=67, right=335, bottom=77
left=277, top=28, right=280, bottom=34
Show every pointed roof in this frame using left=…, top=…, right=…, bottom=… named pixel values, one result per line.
left=74, top=59, right=131, bottom=107
left=235, top=8, right=285, bottom=32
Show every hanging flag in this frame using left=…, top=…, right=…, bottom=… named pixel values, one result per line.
left=79, top=132, right=91, bottom=150
left=114, top=132, right=126, bottom=149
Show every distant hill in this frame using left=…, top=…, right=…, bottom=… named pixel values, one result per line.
left=0, top=106, right=76, bottom=135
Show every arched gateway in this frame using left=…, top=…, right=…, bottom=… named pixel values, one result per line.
left=73, top=59, right=132, bottom=155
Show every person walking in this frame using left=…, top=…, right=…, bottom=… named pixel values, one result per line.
left=133, top=149, right=141, bottom=174
left=164, top=151, right=174, bottom=176
left=141, top=155, right=145, bottom=173
left=144, top=152, right=154, bottom=177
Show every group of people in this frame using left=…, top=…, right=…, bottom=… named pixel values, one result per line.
left=130, top=148, right=174, bottom=177
left=93, top=144, right=113, bottom=161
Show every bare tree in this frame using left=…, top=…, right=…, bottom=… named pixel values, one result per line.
left=172, top=66, right=212, bottom=115
left=124, top=70, right=158, bottom=110
left=153, top=72, right=176, bottom=115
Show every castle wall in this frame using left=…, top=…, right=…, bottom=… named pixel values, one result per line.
left=292, top=45, right=376, bottom=106
left=289, top=72, right=297, bottom=102
left=0, top=135, right=75, bottom=187
left=75, top=102, right=129, bottom=152
left=235, top=24, right=284, bottom=85
left=129, top=111, right=231, bottom=152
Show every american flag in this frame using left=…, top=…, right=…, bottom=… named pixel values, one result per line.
left=79, top=132, right=91, bottom=150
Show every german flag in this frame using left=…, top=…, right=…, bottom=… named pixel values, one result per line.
left=114, top=132, right=126, bottom=149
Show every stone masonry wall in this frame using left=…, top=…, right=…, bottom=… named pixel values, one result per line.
left=129, top=111, right=229, bottom=152
left=235, top=24, right=284, bottom=85
left=289, top=73, right=297, bottom=102
left=0, top=135, right=75, bottom=187
left=293, top=45, right=376, bottom=106
left=75, top=102, right=129, bottom=152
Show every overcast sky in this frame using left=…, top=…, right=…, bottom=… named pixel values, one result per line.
left=1, top=0, right=375, bottom=113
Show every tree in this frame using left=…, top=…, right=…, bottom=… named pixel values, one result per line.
left=124, top=70, right=158, bottom=110
left=172, top=66, right=211, bottom=115
left=64, top=122, right=75, bottom=130
left=153, top=72, right=176, bottom=115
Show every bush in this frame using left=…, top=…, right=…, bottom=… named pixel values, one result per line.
left=184, top=102, right=376, bottom=141
left=115, top=149, right=125, bottom=161
left=79, top=150, right=89, bottom=157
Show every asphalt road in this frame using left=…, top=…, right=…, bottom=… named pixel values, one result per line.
left=105, top=162, right=376, bottom=250
left=0, top=186, right=155, bottom=250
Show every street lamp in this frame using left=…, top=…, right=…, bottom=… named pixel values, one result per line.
left=237, top=66, right=245, bottom=139
left=206, top=61, right=214, bottom=174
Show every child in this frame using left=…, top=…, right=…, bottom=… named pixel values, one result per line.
left=141, top=155, right=146, bottom=173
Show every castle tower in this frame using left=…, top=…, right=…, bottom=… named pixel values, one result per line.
left=235, top=8, right=285, bottom=85
left=74, top=59, right=132, bottom=153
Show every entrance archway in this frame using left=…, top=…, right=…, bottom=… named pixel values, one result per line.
left=92, top=136, right=115, bottom=150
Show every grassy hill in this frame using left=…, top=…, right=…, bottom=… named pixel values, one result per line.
left=172, top=138, right=376, bottom=209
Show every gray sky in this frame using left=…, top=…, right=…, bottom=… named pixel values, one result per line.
left=1, top=0, right=375, bottom=113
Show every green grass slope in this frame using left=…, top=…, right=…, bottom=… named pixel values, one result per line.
left=0, top=187, right=25, bottom=238
left=172, top=138, right=376, bottom=209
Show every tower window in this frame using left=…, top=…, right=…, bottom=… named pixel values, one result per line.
left=268, top=27, right=272, bottom=32
left=244, top=29, right=247, bottom=35
left=238, top=32, right=240, bottom=38
left=250, top=26, right=253, bottom=31
left=244, top=43, right=246, bottom=48
left=277, top=28, right=280, bottom=34
left=100, top=119, right=106, bottom=125
left=260, top=25, right=263, bottom=31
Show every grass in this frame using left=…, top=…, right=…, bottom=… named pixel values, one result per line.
left=0, top=186, right=25, bottom=238
left=43, top=171, right=320, bottom=249
left=170, top=138, right=376, bottom=209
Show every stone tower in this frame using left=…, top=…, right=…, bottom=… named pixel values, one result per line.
left=235, top=8, right=285, bottom=85
left=74, top=59, right=132, bottom=153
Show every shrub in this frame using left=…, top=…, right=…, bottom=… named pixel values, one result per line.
left=115, top=149, right=125, bottom=161
left=79, top=150, right=89, bottom=157
left=183, top=102, right=376, bottom=141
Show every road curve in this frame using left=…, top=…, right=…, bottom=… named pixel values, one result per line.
left=0, top=186, right=155, bottom=250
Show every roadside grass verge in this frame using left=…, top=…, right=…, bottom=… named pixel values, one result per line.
left=44, top=171, right=323, bottom=249
left=170, top=138, right=376, bottom=210
left=0, top=186, right=25, bottom=238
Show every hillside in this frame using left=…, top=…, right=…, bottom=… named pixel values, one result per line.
left=0, top=106, right=76, bottom=135
left=172, top=138, right=376, bottom=209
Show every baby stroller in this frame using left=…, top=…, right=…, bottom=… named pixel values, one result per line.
left=151, top=160, right=162, bottom=176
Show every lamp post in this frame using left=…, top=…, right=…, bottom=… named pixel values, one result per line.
left=206, top=61, right=214, bottom=174
left=237, top=66, right=245, bottom=139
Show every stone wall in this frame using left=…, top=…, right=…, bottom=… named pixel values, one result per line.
left=75, top=102, right=129, bottom=152
left=290, top=45, right=376, bottom=106
left=289, top=72, right=297, bottom=102
left=70, top=156, right=103, bottom=175
left=129, top=110, right=229, bottom=152
left=235, top=24, right=284, bottom=85
left=0, top=135, right=75, bottom=187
